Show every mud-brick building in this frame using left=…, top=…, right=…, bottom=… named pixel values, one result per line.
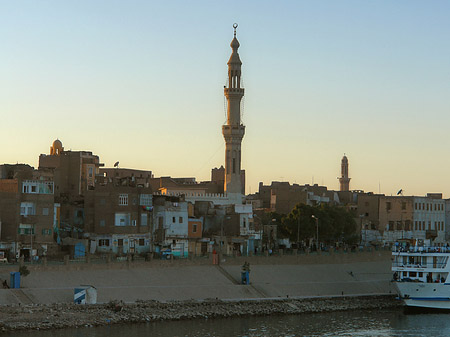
left=84, top=178, right=154, bottom=255
left=0, top=164, right=58, bottom=259
left=39, top=139, right=104, bottom=236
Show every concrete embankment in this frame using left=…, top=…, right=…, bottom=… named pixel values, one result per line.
left=0, top=250, right=395, bottom=304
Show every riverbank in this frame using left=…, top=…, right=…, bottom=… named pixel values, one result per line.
left=0, top=295, right=402, bottom=332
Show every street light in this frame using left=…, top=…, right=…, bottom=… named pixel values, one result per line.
left=359, top=214, right=365, bottom=246
left=311, top=215, right=319, bottom=250
left=253, top=214, right=264, bottom=254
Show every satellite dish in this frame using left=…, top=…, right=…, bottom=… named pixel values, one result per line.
left=397, top=189, right=403, bottom=195
left=114, top=161, right=119, bottom=168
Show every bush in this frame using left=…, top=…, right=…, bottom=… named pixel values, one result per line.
left=19, top=265, right=30, bottom=277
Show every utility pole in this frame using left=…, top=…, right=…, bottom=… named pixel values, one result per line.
left=30, top=225, right=33, bottom=264
left=311, top=215, right=319, bottom=250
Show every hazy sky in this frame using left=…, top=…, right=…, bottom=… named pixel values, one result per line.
left=1, top=1, right=450, bottom=197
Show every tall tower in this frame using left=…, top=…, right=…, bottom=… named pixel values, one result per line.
left=223, top=24, right=245, bottom=196
left=339, top=154, right=351, bottom=191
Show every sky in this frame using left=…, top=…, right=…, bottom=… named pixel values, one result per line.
left=1, top=1, right=450, bottom=197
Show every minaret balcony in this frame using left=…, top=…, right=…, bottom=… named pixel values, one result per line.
left=224, top=88, right=244, bottom=96
left=222, top=124, right=245, bottom=140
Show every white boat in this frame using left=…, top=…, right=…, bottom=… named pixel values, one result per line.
left=392, top=240, right=450, bottom=309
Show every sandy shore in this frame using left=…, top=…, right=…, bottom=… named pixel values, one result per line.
left=0, top=295, right=401, bottom=332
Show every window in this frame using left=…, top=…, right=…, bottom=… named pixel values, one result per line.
left=99, top=239, right=110, bottom=247
left=18, top=224, right=34, bottom=235
left=365, top=202, right=369, bottom=207
left=409, top=272, right=417, bottom=277
left=99, top=220, right=105, bottom=227
left=139, top=194, right=152, bottom=206
left=179, top=217, right=183, bottom=223
left=41, top=229, right=52, bottom=235
left=139, top=238, right=145, bottom=246
left=386, top=202, right=391, bottom=211
left=42, top=208, right=49, bottom=216
left=119, top=194, right=128, bottom=206
left=141, top=213, right=148, bottom=226
left=20, top=202, right=36, bottom=216
left=115, top=213, right=130, bottom=226
left=88, top=167, right=93, bottom=178
left=131, top=220, right=137, bottom=226
left=100, top=198, right=106, bottom=205
left=118, top=239, right=123, bottom=246
left=415, top=203, right=418, bottom=210
left=388, top=221, right=394, bottom=231
left=401, top=202, right=406, bottom=210
left=193, top=224, right=197, bottom=233
left=172, top=217, right=176, bottom=223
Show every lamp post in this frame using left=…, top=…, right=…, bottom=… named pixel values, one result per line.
left=311, top=215, right=319, bottom=250
left=253, top=214, right=263, bottom=254
left=359, top=214, right=365, bottom=246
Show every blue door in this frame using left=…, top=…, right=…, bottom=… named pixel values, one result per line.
left=74, top=243, right=85, bottom=258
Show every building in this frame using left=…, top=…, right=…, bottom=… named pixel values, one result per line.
left=378, top=194, right=446, bottom=244
left=152, top=194, right=189, bottom=257
left=84, top=177, right=154, bottom=255
left=39, top=139, right=103, bottom=197
left=0, top=164, right=58, bottom=259
left=357, top=193, right=383, bottom=230
left=39, top=140, right=104, bottom=235
left=255, top=182, right=339, bottom=214
left=100, top=168, right=153, bottom=187
left=412, top=194, right=446, bottom=243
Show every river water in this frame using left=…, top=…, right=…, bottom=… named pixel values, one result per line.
left=6, top=308, right=450, bottom=337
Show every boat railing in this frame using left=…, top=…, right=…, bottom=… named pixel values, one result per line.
left=392, top=262, right=447, bottom=269
left=392, top=246, right=450, bottom=254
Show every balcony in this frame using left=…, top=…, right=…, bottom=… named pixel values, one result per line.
left=426, top=230, right=438, bottom=239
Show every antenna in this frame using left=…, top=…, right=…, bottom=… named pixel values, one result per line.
left=233, top=23, right=238, bottom=37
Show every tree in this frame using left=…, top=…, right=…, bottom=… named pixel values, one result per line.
left=279, top=203, right=358, bottom=245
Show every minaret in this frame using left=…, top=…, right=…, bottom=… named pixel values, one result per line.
left=223, top=23, right=245, bottom=196
left=338, top=154, right=351, bottom=191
